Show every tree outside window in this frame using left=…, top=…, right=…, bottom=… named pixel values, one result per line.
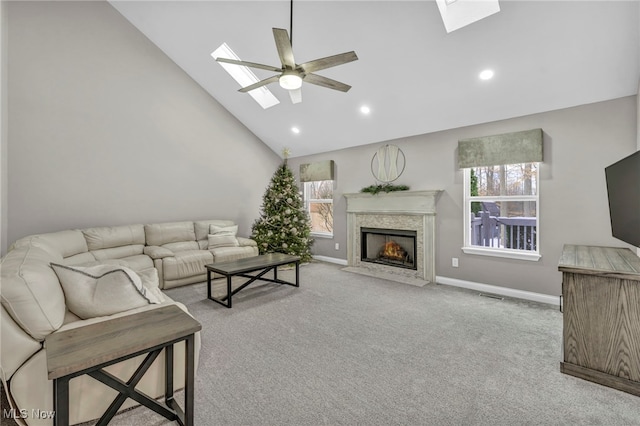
left=304, top=180, right=333, bottom=235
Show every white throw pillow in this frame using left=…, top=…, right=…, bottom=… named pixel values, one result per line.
left=50, top=263, right=162, bottom=320
left=208, top=224, right=239, bottom=249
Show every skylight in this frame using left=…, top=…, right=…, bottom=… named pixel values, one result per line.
left=436, top=0, right=500, bottom=33
left=211, top=43, right=280, bottom=109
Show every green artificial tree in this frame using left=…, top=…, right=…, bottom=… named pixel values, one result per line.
left=251, top=149, right=313, bottom=263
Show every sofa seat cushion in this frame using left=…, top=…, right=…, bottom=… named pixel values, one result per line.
left=162, top=241, right=199, bottom=253
left=161, top=250, right=213, bottom=281
left=210, top=246, right=258, bottom=263
left=79, top=254, right=154, bottom=272
left=90, top=244, right=145, bottom=261
left=118, top=254, right=155, bottom=271
left=50, top=263, right=162, bottom=320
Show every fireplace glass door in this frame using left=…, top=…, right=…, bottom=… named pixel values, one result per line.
left=361, top=227, right=417, bottom=270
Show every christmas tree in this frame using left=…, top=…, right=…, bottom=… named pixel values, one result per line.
left=251, top=149, right=313, bottom=263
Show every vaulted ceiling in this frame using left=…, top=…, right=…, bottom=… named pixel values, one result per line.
left=110, top=1, right=640, bottom=158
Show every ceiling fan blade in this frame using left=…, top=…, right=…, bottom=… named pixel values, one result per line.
left=299, top=51, right=358, bottom=74
left=289, top=88, right=302, bottom=104
left=239, top=75, right=280, bottom=93
left=303, top=73, right=352, bottom=92
left=216, top=57, right=282, bottom=73
left=273, top=28, right=296, bottom=69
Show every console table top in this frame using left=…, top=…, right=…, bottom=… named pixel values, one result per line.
left=559, top=244, right=640, bottom=280
left=45, top=305, right=201, bottom=379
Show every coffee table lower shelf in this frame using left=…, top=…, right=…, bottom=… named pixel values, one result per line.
left=205, top=253, right=300, bottom=308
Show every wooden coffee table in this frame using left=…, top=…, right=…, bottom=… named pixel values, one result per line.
left=205, top=253, right=300, bottom=308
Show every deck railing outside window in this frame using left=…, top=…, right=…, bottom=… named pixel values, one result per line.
left=471, top=211, right=537, bottom=251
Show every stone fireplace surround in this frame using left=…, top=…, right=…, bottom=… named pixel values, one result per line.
left=343, top=190, right=442, bottom=285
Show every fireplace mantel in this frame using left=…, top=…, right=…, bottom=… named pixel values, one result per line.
left=344, top=190, right=443, bottom=284
left=344, top=190, right=442, bottom=214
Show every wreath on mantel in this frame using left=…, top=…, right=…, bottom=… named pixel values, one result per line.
left=361, top=144, right=410, bottom=194
left=360, top=183, right=410, bottom=195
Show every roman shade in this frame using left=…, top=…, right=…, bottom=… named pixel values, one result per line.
left=299, top=160, right=335, bottom=182
left=458, top=128, right=543, bottom=168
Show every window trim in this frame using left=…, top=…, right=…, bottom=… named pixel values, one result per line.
left=462, top=166, right=541, bottom=262
left=304, top=181, right=334, bottom=238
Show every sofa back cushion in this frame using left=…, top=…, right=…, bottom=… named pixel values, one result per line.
left=0, top=245, right=66, bottom=341
left=145, top=221, right=196, bottom=247
left=33, top=230, right=89, bottom=258
left=82, top=225, right=145, bottom=251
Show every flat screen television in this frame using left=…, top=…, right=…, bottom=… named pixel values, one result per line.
left=605, top=150, right=640, bottom=248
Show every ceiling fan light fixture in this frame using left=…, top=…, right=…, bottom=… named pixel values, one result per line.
left=279, top=73, right=303, bottom=90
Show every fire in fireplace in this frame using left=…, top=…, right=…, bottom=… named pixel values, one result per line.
left=361, top=227, right=417, bottom=270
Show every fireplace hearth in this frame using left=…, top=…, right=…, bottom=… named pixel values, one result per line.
left=361, top=227, right=417, bottom=270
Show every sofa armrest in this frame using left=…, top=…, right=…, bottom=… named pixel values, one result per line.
left=143, top=246, right=174, bottom=259
left=236, top=237, right=257, bottom=247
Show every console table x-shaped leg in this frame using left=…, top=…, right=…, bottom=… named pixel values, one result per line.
left=46, top=306, right=201, bottom=426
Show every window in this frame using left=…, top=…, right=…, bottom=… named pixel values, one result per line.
left=463, top=163, right=541, bottom=261
left=304, top=180, right=333, bottom=236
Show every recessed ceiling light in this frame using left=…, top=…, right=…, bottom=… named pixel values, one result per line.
left=360, top=105, right=371, bottom=115
left=479, top=69, right=494, bottom=80
left=291, top=127, right=300, bottom=134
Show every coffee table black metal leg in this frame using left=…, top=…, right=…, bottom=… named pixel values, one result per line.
left=207, top=270, right=212, bottom=300
left=53, top=377, right=70, bottom=426
left=295, top=261, right=300, bottom=287
left=226, top=275, right=232, bottom=308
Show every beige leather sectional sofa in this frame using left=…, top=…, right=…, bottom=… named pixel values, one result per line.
left=0, top=219, right=258, bottom=425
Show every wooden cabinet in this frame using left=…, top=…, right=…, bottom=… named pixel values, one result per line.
left=559, top=244, right=640, bottom=397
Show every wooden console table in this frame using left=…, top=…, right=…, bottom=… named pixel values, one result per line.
left=559, top=244, right=640, bottom=397
left=46, top=305, right=201, bottom=425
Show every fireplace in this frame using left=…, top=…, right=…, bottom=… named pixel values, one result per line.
left=361, top=227, right=417, bottom=270
left=344, top=190, right=442, bottom=284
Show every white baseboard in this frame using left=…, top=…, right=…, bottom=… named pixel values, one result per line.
left=313, top=255, right=348, bottom=266
left=436, top=276, right=560, bottom=306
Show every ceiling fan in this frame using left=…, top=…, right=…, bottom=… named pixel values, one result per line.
left=215, top=0, right=358, bottom=104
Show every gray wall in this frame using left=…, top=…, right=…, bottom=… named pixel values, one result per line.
left=287, top=96, right=638, bottom=296
left=3, top=1, right=281, bottom=253
left=1, top=1, right=8, bottom=256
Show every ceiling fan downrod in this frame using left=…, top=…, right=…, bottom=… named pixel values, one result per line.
left=289, top=0, right=294, bottom=48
